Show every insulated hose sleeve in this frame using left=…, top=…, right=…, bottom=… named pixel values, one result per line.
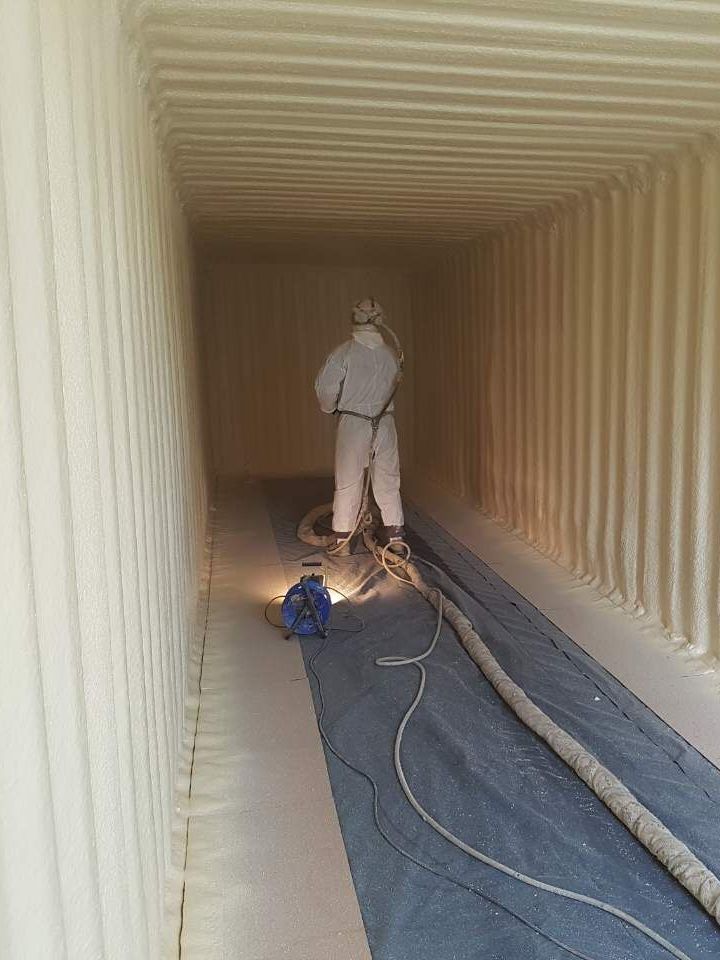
left=296, top=502, right=335, bottom=547
left=369, top=542, right=705, bottom=960
left=396, top=551, right=720, bottom=927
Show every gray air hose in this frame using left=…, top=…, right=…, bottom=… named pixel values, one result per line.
left=297, top=510, right=720, bottom=959
left=386, top=547, right=720, bottom=927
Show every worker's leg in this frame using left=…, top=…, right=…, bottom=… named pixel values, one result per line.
left=370, top=416, right=404, bottom=527
left=332, top=415, right=372, bottom=532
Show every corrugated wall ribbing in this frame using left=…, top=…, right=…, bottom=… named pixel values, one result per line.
left=415, top=144, right=720, bottom=662
left=129, top=0, right=720, bottom=260
left=0, top=2, right=207, bottom=958
left=202, top=261, right=414, bottom=477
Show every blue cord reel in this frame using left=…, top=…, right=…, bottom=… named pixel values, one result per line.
left=281, top=575, right=332, bottom=637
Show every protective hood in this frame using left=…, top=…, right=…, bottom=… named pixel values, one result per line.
left=352, top=328, right=385, bottom=349
left=352, top=298, right=385, bottom=326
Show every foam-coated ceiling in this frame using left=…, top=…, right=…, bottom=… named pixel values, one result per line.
left=126, top=0, right=720, bottom=260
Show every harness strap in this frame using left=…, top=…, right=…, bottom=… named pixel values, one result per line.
left=337, top=408, right=392, bottom=431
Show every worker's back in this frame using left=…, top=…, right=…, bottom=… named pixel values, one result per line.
left=315, top=330, right=399, bottom=418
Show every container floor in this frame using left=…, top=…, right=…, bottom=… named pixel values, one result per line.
left=176, top=477, right=370, bottom=960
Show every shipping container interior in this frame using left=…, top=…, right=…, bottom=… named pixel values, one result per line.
left=3, top=2, right=720, bottom=959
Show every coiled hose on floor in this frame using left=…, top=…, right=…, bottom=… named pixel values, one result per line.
left=297, top=505, right=720, bottom=959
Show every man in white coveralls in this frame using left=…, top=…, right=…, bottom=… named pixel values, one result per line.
left=315, top=298, right=405, bottom=553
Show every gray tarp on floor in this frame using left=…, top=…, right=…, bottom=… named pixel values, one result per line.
left=263, top=477, right=720, bottom=960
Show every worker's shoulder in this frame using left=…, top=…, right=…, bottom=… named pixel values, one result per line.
left=375, top=341, right=400, bottom=366
left=327, top=339, right=353, bottom=359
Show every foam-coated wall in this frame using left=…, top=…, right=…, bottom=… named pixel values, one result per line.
left=0, top=1, right=207, bottom=957
left=415, top=143, right=720, bottom=662
left=201, top=258, right=414, bottom=477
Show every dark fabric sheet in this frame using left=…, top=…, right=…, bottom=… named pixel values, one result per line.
left=262, top=477, right=720, bottom=960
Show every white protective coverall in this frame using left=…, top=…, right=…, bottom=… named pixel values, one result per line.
left=315, top=327, right=404, bottom=532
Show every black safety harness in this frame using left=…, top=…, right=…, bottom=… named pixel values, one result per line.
left=337, top=385, right=398, bottom=437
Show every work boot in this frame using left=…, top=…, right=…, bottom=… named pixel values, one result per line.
left=381, top=525, right=407, bottom=554
left=327, top=531, right=352, bottom=557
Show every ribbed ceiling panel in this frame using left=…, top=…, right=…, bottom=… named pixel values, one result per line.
left=126, top=0, right=720, bottom=262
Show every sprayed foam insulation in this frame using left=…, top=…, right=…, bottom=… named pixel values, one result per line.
left=124, top=0, right=720, bottom=661
left=4, top=1, right=720, bottom=958
left=126, top=0, right=720, bottom=263
left=414, top=143, right=720, bottom=663
left=0, top=1, right=207, bottom=957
